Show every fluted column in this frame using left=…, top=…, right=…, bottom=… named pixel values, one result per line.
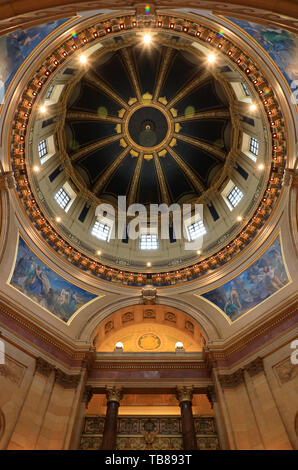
left=176, top=386, right=197, bottom=450
left=101, top=386, right=123, bottom=450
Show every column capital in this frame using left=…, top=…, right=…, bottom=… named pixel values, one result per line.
left=105, top=386, right=123, bottom=403
left=0, top=171, right=15, bottom=192
left=35, top=357, right=55, bottom=377
left=245, top=356, right=264, bottom=377
left=176, top=385, right=194, bottom=403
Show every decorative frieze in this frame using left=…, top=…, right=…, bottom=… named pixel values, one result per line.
left=55, top=368, right=81, bottom=389
left=35, top=357, right=80, bottom=388
left=218, top=369, right=245, bottom=389
left=35, top=357, right=55, bottom=377
left=245, top=357, right=264, bottom=377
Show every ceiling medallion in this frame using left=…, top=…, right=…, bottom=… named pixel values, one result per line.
left=125, top=102, right=172, bottom=152
left=10, top=12, right=286, bottom=287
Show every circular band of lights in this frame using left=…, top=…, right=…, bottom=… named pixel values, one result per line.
left=10, top=13, right=286, bottom=287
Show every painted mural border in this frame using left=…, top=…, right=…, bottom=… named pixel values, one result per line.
left=6, top=231, right=104, bottom=325
left=195, top=231, right=293, bottom=325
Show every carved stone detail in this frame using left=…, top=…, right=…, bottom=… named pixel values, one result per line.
left=122, top=311, right=134, bottom=323
left=105, top=386, right=123, bottom=403
left=185, top=320, right=194, bottom=334
left=218, top=369, right=245, bottom=389
left=283, top=168, right=298, bottom=187
left=143, top=309, right=156, bottom=319
left=164, top=311, right=176, bottom=323
left=206, top=385, right=217, bottom=407
left=176, top=385, right=194, bottom=403
left=141, top=287, right=157, bottom=305
left=55, top=369, right=81, bottom=389
left=104, top=320, right=114, bottom=334
left=35, top=357, right=55, bottom=377
left=0, top=172, right=15, bottom=192
left=245, top=357, right=264, bottom=377
left=83, top=385, right=93, bottom=407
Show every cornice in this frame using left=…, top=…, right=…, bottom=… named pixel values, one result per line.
left=207, top=302, right=297, bottom=366
left=0, top=297, right=296, bottom=371
left=218, top=356, right=264, bottom=389
left=35, top=356, right=81, bottom=388
left=0, top=299, right=95, bottom=366
left=92, top=361, right=209, bottom=370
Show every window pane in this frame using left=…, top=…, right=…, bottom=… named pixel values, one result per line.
left=46, top=85, right=54, bottom=99
left=38, top=139, right=48, bottom=158
left=140, top=234, right=158, bottom=250
left=54, top=188, right=71, bottom=210
left=187, top=220, right=206, bottom=241
left=91, top=221, right=111, bottom=242
left=241, top=82, right=250, bottom=96
left=249, top=137, right=259, bottom=156
left=227, top=186, right=243, bottom=208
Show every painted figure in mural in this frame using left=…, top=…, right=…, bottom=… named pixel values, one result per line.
left=224, top=283, right=242, bottom=317
left=0, top=19, right=67, bottom=104
left=10, top=238, right=97, bottom=322
left=201, top=237, right=289, bottom=321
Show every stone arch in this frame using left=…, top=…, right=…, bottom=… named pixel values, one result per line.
left=91, top=304, right=208, bottom=352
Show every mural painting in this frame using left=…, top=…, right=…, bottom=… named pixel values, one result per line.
left=199, top=236, right=290, bottom=321
left=228, top=18, right=298, bottom=88
left=9, top=237, right=99, bottom=322
left=0, top=19, right=69, bottom=104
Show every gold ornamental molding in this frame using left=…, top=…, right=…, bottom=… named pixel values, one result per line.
left=9, top=11, right=286, bottom=286
left=105, top=385, right=123, bottom=403
left=176, top=385, right=194, bottom=403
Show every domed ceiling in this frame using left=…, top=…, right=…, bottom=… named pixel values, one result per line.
left=9, top=12, right=286, bottom=285
left=64, top=43, right=231, bottom=206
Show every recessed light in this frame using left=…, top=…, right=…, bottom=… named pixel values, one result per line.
left=236, top=215, right=243, bottom=221
left=250, top=104, right=257, bottom=111
left=79, top=55, right=87, bottom=64
left=146, top=262, right=152, bottom=267
left=40, top=105, right=46, bottom=113
left=258, top=163, right=265, bottom=170
left=143, top=33, right=151, bottom=44
left=197, top=250, right=201, bottom=255
left=97, top=250, right=102, bottom=255
left=208, top=53, right=216, bottom=63
left=33, top=165, right=40, bottom=172
left=56, top=216, right=61, bottom=223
